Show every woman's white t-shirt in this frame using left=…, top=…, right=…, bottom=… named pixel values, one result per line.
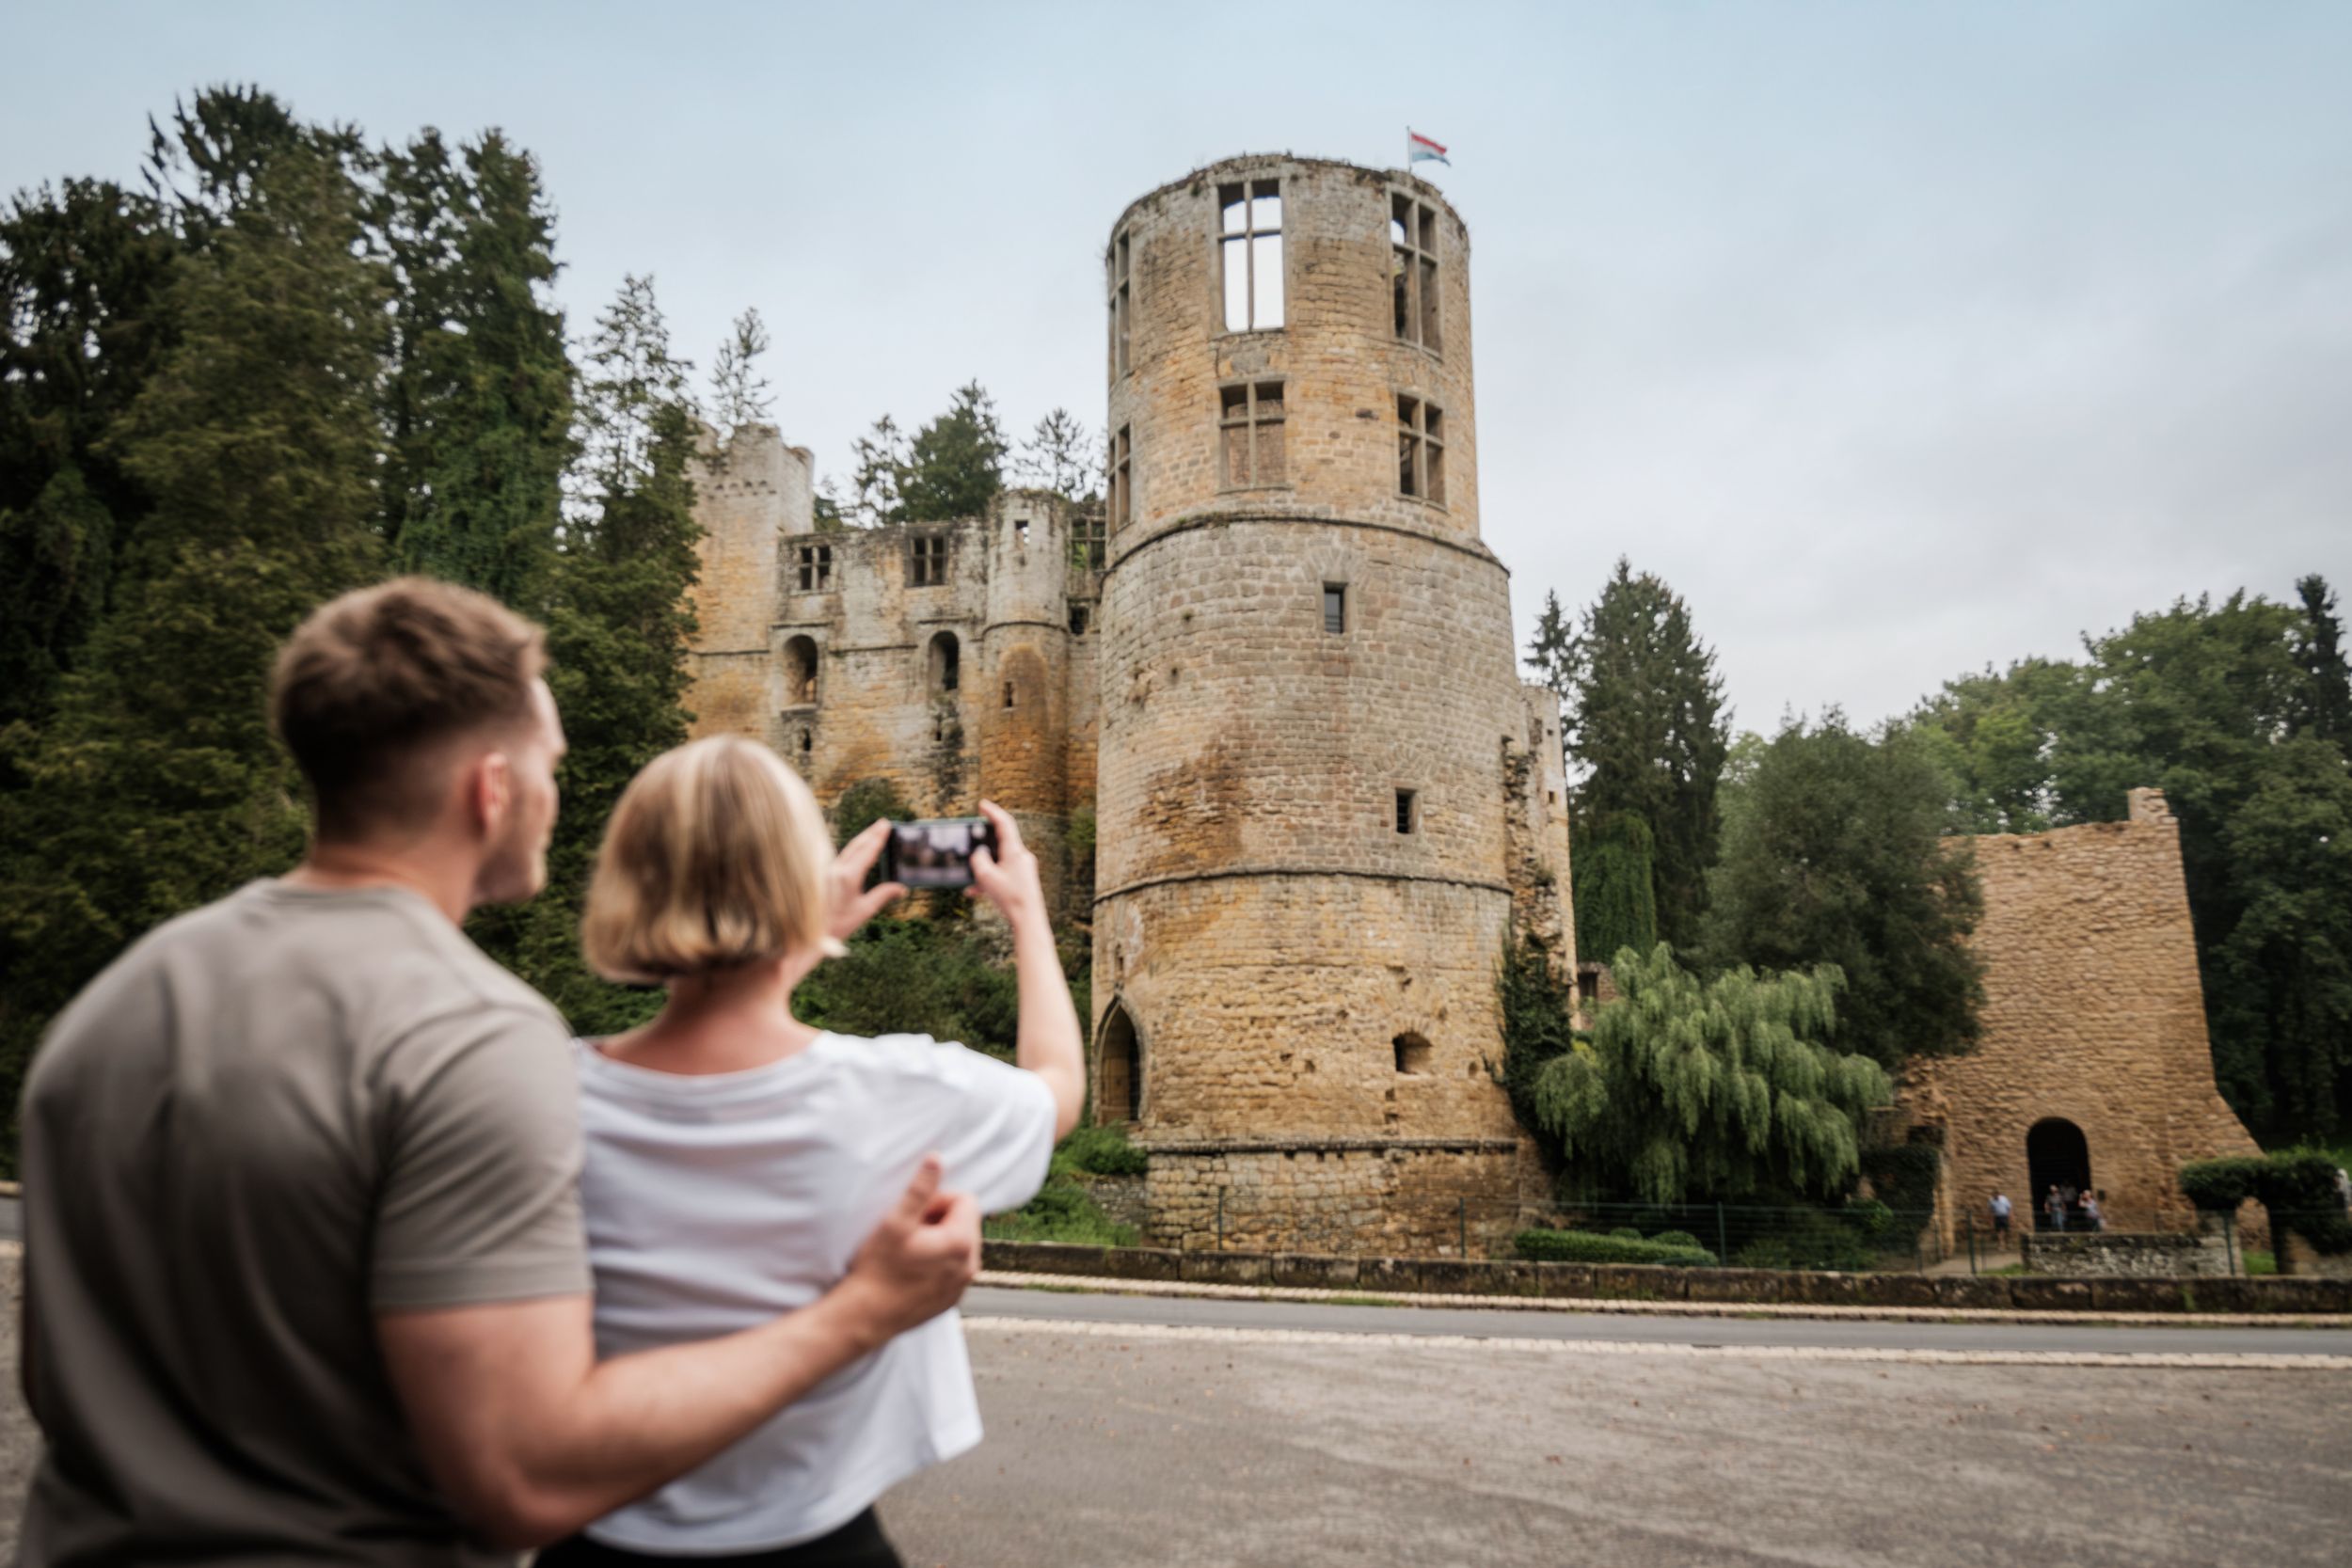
left=572, top=1032, right=1057, bottom=1553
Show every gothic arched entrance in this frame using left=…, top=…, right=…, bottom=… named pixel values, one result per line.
left=2026, top=1117, right=2091, bottom=1229
left=1096, top=1000, right=1141, bottom=1125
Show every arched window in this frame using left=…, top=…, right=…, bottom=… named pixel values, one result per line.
left=1392, top=1032, right=1432, bottom=1074
left=927, top=631, right=960, bottom=695
left=784, top=636, right=818, bottom=707
left=1097, top=1001, right=1142, bottom=1124
left=2026, top=1118, right=2092, bottom=1231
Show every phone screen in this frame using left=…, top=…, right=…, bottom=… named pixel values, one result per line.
left=884, top=817, right=994, bottom=890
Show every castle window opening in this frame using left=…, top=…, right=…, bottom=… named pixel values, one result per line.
left=1218, top=179, right=1283, bottom=332
left=1074, top=505, right=1109, bottom=568
left=1396, top=395, right=1445, bottom=504
left=796, top=543, right=833, bottom=592
left=1012, top=516, right=1030, bottom=545
left=1391, top=192, right=1441, bottom=353
left=1392, top=1032, right=1433, bottom=1075
left=1395, top=788, right=1419, bottom=834
left=784, top=636, right=819, bottom=707
left=1068, top=604, right=1090, bottom=636
left=927, top=631, right=961, bottom=695
left=1003, top=681, right=1015, bottom=709
left=1323, top=584, right=1347, bottom=636
left=1218, top=380, right=1286, bottom=489
left=1099, top=1001, right=1142, bottom=1123
left=911, top=533, right=948, bottom=588
left=797, top=727, right=812, bottom=756
left=1107, top=426, right=1132, bottom=531
left=1108, top=226, right=1132, bottom=379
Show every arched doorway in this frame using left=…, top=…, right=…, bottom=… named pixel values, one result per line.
left=784, top=636, right=819, bottom=707
left=927, top=631, right=961, bottom=695
left=2026, top=1118, right=2091, bottom=1229
left=1096, top=1001, right=1141, bottom=1125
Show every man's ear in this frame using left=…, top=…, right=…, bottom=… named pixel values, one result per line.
left=469, top=749, right=514, bottom=840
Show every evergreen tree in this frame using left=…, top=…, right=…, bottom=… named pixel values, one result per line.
left=1570, top=811, right=1658, bottom=967
left=847, top=415, right=906, bottom=526
left=1534, top=944, right=1891, bottom=1204
left=1702, top=712, right=1983, bottom=1070
left=0, top=178, right=180, bottom=736
left=1014, top=407, right=1094, bottom=499
left=0, top=146, right=387, bottom=1153
left=376, top=130, right=572, bottom=603
left=2293, top=575, right=2352, bottom=752
left=898, top=381, right=1005, bottom=522
left=1539, top=560, right=1729, bottom=949
left=490, top=275, right=703, bottom=1035
left=707, top=306, right=773, bottom=443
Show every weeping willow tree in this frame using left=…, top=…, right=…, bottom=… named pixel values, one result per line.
left=1534, top=944, right=1891, bottom=1204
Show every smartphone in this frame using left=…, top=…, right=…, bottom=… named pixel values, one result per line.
left=879, top=816, right=997, bottom=891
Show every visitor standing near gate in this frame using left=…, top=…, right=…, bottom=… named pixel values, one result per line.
left=2083, top=1190, right=2105, bottom=1232
left=1990, top=1192, right=2012, bottom=1249
left=15, top=579, right=984, bottom=1567
left=2046, top=1185, right=2067, bottom=1233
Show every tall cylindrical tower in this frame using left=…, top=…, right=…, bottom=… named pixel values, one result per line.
left=1094, top=156, right=1533, bottom=1255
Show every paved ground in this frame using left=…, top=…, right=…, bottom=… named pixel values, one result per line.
left=4, top=1254, right=2346, bottom=1565
left=882, top=1311, right=2352, bottom=1568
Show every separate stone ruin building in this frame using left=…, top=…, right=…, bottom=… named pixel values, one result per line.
left=684, top=154, right=1575, bottom=1256
left=1894, top=788, right=2265, bottom=1256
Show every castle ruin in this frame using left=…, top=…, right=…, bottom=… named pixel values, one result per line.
left=684, top=155, right=1571, bottom=1254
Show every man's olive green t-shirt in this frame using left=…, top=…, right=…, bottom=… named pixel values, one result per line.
left=18, top=879, right=591, bottom=1567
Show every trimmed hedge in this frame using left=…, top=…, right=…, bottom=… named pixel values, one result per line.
left=1515, top=1227, right=1717, bottom=1267
left=2181, top=1150, right=2352, bottom=1255
left=1058, top=1123, right=1148, bottom=1177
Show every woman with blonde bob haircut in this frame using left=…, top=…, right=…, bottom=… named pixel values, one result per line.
left=548, top=736, right=1084, bottom=1568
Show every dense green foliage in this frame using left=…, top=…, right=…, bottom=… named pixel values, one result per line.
left=795, top=914, right=1022, bottom=1059
left=1512, top=1228, right=1715, bottom=1266
left=1527, top=562, right=1728, bottom=948
left=1495, top=934, right=1581, bottom=1162
left=1911, top=585, right=2352, bottom=1140
left=831, top=777, right=914, bottom=847
left=1568, top=811, right=1657, bottom=965
left=1701, top=713, right=1983, bottom=1069
left=842, top=382, right=1009, bottom=526
left=2179, top=1150, right=2352, bottom=1254
left=1534, top=944, right=1891, bottom=1205
left=1057, top=1121, right=1149, bottom=1177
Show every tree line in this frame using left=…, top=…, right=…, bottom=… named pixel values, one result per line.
left=1521, top=557, right=2352, bottom=1207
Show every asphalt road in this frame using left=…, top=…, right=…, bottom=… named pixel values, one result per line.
left=882, top=1309, right=2352, bottom=1568
left=960, top=1282, right=2352, bottom=1358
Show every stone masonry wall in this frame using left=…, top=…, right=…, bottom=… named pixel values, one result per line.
left=1144, top=1144, right=1521, bottom=1256
left=2021, top=1230, right=2235, bottom=1278
left=1898, top=789, right=2265, bottom=1255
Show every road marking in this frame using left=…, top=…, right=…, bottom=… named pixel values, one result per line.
left=964, top=1316, right=2352, bottom=1370
left=976, top=1270, right=2352, bottom=1329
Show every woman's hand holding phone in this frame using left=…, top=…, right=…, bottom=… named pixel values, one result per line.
left=826, top=819, right=909, bottom=943
left=964, top=800, right=1046, bottom=932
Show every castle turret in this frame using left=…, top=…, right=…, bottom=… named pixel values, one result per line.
left=1094, top=156, right=1565, bottom=1254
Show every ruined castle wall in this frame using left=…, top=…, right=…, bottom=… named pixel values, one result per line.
left=685, top=427, right=810, bottom=745
left=1899, top=790, right=2263, bottom=1252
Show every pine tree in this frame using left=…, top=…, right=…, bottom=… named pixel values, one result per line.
left=1014, top=407, right=1094, bottom=499
left=848, top=415, right=907, bottom=526
left=0, top=178, right=180, bottom=735
left=487, top=275, right=703, bottom=1035
left=707, top=307, right=774, bottom=444
left=376, top=130, right=572, bottom=603
left=0, top=146, right=387, bottom=1154
left=2293, top=575, right=2352, bottom=752
left=1533, top=944, right=1891, bottom=1204
left=898, top=381, right=1006, bottom=522
left=1545, top=560, right=1729, bottom=950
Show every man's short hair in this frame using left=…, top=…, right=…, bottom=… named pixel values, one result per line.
left=271, top=578, right=548, bottom=838
left=582, top=737, right=842, bottom=984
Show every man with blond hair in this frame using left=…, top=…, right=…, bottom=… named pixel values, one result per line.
left=17, top=578, right=977, bottom=1565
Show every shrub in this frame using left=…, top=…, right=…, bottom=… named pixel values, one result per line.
left=1058, top=1122, right=1147, bottom=1177
left=985, top=1177, right=1137, bottom=1247
left=1609, top=1227, right=1643, bottom=1241
left=1843, top=1197, right=1895, bottom=1238
left=2178, top=1156, right=2268, bottom=1212
left=1649, top=1229, right=1703, bottom=1250
left=1859, top=1142, right=1940, bottom=1217
left=1514, top=1228, right=1716, bottom=1267
left=2180, top=1150, right=2352, bottom=1255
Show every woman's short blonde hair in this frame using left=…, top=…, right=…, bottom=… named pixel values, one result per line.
left=582, top=736, right=845, bottom=983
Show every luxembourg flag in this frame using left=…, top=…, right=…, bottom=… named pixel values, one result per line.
left=1407, top=129, right=1450, bottom=167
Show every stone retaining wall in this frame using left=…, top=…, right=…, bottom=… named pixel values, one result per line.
left=980, top=1240, right=2352, bottom=1315
left=2022, top=1230, right=2234, bottom=1278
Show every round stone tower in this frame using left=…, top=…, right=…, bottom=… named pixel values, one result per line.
left=1094, top=155, right=1541, bottom=1256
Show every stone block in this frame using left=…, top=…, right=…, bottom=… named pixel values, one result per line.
left=983, top=1241, right=1102, bottom=1277
left=1094, top=1246, right=1184, bottom=1283
left=1359, top=1255, right=1423, bottom=1295
left=1269, top=1253, right=1360, bottom=1290
left=2177, top=1277, right=2256, bottom=1314
left=1684, top=1268, right=1787, bottom=1304
left=2246, top=1277, right=2352, bottom=1314
left=1418, top=1259, right=1534, bottom=1297
left=1534, top=1261, right=1598, bottom=1299
left=1593, top=1265, right=1684, bottom=1301
left=1183, top=1249, right=1271, bottom=1286
left=1854, top=1274, right=1938, bottom=1308
left=1784, top=1272, right=1864, bottom=1307
left=1932, top=1275, right=2014, bottom=1311
left=2006, top=1277, right=2094, bottom=1312
left=2089, top=1277, right=2193, bottom=1313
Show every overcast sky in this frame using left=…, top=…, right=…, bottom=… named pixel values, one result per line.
left=7, top=1, right=2347, bottom=732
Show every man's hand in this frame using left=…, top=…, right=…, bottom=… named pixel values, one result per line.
left=826, top=818, right=907, bottom=943
left=839, top=1154, right=982, bottom=1338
